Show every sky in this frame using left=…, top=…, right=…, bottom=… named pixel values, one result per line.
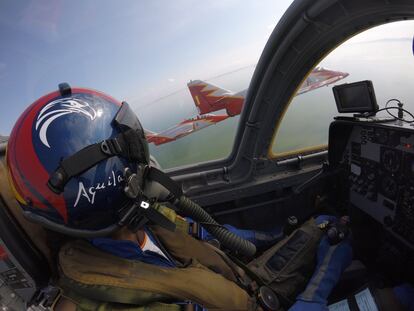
left=0, top=0, right=294, bottom=135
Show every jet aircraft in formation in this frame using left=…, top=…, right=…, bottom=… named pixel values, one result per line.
left=146, top=67, right=348, bottom=145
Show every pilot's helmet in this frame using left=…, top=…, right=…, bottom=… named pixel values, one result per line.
left=6, top=84, right=149, bottom=236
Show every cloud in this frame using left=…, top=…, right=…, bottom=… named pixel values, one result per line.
left=167, top=78, right=175, bottom=82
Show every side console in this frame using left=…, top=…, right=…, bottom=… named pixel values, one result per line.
left=330, top=120, right=414, bottom=249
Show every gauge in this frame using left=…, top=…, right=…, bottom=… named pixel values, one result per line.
left=382, top=149, right=401, bottom=173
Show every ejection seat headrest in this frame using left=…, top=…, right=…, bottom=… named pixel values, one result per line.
left=0, top=142, right=52, bottom=293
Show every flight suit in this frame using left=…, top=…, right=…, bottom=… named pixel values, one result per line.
left=55, top=210, right=327, bottom=311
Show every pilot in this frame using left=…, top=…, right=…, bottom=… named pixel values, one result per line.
left=5, top=85, right=357, bottom=311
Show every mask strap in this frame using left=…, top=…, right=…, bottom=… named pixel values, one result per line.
left=48, top=129, right=145, bottom=194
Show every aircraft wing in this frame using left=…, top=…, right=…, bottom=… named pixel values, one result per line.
left=146, top=114, right=229, bottom=146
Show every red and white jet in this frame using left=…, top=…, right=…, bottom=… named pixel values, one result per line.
left=146, top=67, right=348, bottom=145
left=146, top=114, right=229, bottom=146
left=187, top=67, right=349, bottom=116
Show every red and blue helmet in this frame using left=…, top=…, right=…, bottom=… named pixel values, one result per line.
left=6, top=84, right=149, bottom=236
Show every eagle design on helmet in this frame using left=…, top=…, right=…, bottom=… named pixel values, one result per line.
left=35, top=98, right=97, bottom=148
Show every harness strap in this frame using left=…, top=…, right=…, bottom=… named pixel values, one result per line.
left=147, top=167, right=183, bottom=199
left=204, top=242, right=254, bottom=288
left=48, top=129, right=143, bottom=194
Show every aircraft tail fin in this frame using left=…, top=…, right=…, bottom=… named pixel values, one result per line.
left=187, top=80, right=233, bottom=114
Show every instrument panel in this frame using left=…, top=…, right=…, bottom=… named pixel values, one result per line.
left=341, top=122, right=414, bottom=247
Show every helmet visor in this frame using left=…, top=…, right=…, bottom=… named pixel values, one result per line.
left=113, top=101, right=145, bottom=134
left=113, top=101, right=150, bottom=165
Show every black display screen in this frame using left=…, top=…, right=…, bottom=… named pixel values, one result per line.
left=333, top=80, right=378, bottom=113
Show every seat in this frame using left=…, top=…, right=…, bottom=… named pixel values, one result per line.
left=0, top=142, right=52, bottom=308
